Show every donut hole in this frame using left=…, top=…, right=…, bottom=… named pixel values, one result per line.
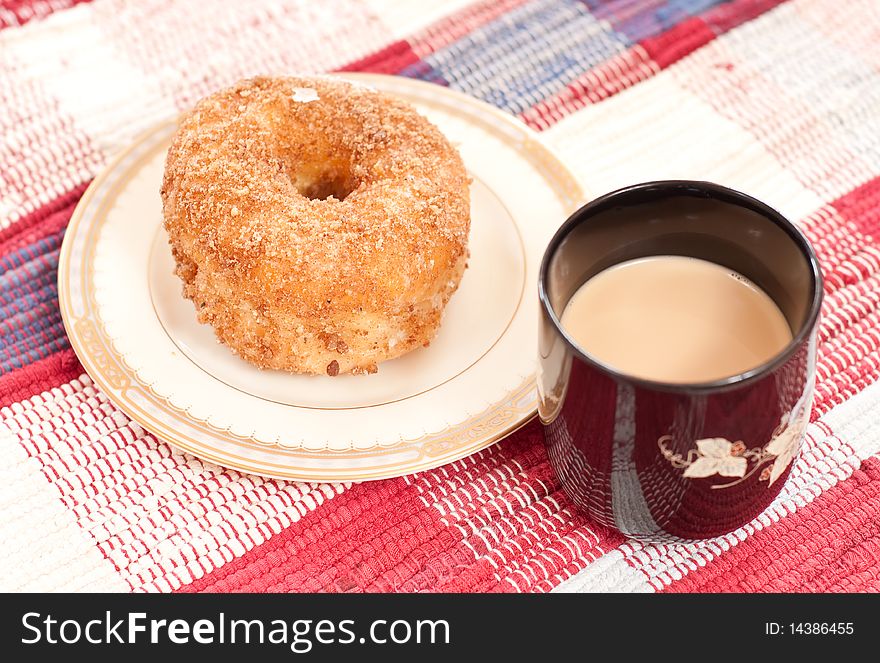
left=298, top=172, right=354, bottom=201
left=289, top=159, right=356, bottom=201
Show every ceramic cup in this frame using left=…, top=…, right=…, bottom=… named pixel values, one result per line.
left=538, top=181, right=823, bottom=540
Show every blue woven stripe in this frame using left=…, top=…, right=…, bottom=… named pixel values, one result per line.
left=403, top=0, right=629, bottom=115
left=581, top=0, right=726, bottom=41
left=0, top=233, right=66, bottom=376
left=0, top=336, right=69, bottom=374
left=0, top=319, right=67, bottom=360
left=0, top=262, right=57, bottom=308
left=0, top=282, right=58, bottom=321
left=0, top=230, right=63, bottom=274
left=0, top=310, right=66, bottom=375
left=0, top=306, right=60, bottom=350
left=0, top=248, right=59, bottom=292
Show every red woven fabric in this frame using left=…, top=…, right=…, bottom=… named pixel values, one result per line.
left=0, top=349, right=82, bottom=408
left=179, top=428, right=626, bottom=593
left=3, top=0, right=880, bottom=593
left=0, top=0, right=89, bottom=29
left=665, top=456, right=880, bottom=592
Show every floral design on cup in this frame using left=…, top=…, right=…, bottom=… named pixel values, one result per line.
left=680, top=438, right=747, bottom=479
left=658, top=405, right=808, bottom=490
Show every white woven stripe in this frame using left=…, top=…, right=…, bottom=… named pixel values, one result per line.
left=16, top=7, right=178, bottom=155
left=0, top=0, right=393, bottom=227
left=551, top=549, right=652, bottom=593
left=672, top=0, right=880, bottom=202
left=543, top=76, right=824, bottom=220
left=0, top=418, right=127, bottom=592
left=364, top=0, right=478, bottom=39
left=0, top=5, right=102, bottom=229
left=407, top=445, right=612, bottom=592
left=543, top=0, right=880, bottom=213
left=795, top=0, right=880, bottom=70
left=1, top=375, right=347, bottom=592
left=820, top=381, right=880, bottom=462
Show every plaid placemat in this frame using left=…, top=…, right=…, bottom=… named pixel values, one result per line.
left=2, top=0, right=880, bottom=593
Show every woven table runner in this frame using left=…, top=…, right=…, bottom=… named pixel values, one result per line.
left=2, top=0, right=879, bottom=593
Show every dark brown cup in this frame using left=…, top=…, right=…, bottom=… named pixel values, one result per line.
left=538, top=181, right=823, bottom=540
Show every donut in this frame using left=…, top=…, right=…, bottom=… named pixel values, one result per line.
left=161, top=76, right=470, bottom=376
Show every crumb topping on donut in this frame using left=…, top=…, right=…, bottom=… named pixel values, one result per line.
left=161, top=76, right=470, bottom=375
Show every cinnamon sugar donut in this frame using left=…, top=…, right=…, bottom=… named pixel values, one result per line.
left=161, top=76, right=470, bottom=376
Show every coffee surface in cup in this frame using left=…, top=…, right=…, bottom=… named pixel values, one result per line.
left=559, top=255, right=793, bottom=383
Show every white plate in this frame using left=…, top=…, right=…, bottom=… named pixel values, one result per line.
left=58, top=74, right=583, bottom=481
